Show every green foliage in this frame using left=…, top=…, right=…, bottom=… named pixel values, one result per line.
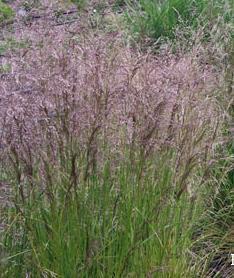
left=1, top=151, right=200, bottom=277
left=125, top=0, right=233, bottom=42
left=71, top=0, right=86, bottom=10
left=0, top=0, right=14, bottom=24
left=192, top=139, right=234, bottom=276
left=125, top=0, right=206, bottom=40
left=113, top=0, right=126, bottom=11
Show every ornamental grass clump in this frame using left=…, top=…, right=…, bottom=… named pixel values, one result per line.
left=0, top=18, right=229, bottom=276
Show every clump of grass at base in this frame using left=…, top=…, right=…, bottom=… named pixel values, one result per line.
left=0, top=0, right=14, bottom=24
left=2, top=149, right=200, bottom=277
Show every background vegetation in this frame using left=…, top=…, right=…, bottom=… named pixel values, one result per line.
left=0, top=0, right=14, bottom=24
